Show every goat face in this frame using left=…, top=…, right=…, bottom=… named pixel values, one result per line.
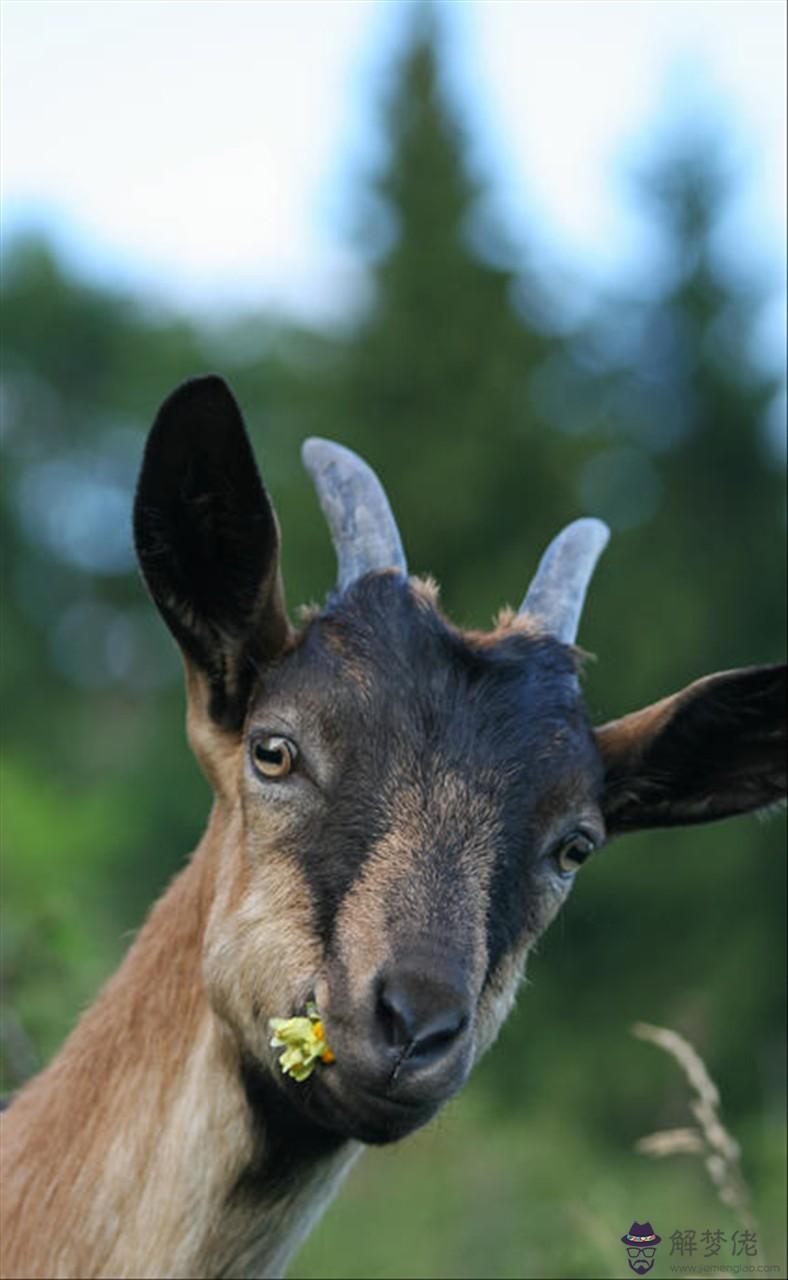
left=232, top=577, right=602, bottom=1143
left=135, top=378, right=786, bottom=1147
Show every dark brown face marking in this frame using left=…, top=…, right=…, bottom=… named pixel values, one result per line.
left=242, top=574, right=605, bottom=1141
left=249, top=573, right=602, bottom=947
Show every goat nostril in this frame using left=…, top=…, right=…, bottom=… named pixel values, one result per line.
left=377, top=982, right=413, bottom=1049
left=375, top=973, right=469, bottom=1063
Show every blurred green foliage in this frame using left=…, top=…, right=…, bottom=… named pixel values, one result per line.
left=1, top=10, right=785, bottom=1278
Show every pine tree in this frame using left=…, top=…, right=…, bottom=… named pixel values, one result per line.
left=316, top=7, right=575, bottom=622
left=520, top=127, right=787, bottom=1132
left=574, top=131, right=785, bottom=700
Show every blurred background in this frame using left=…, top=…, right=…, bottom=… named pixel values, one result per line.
left=1, top=2, right=785, bottom=1276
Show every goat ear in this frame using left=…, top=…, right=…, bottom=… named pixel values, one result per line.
left=134, top=376, right=290, bottom=731
left=596, top=663, right=786, bottom=833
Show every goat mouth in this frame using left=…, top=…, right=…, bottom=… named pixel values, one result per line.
left=310, top=1077, right=440, bottom=1145
left=264, top=995, right=468, bottom=1144
left=269, top=1057, right=443, bottom=1145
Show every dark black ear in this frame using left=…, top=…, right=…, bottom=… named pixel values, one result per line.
left=134, top=376, right=290, bottom=731
left=595, top=664, right=786, bottom=833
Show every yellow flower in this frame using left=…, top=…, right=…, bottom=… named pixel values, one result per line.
left=269, top=1004, right=336, bottom=1081
left=313, top=1022, right=336, bottom=1064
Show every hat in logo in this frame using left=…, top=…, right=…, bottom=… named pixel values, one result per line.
left=621, top=1222, right=662, bottom=1246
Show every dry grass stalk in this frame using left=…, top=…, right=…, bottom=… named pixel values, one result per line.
left=632, top=1021, right=755, bottom=1230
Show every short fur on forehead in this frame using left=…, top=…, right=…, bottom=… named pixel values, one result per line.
left=265, top=564, right=592, bottom=727
left=252, top=573, right=588, bottom=764
left=308, top=573, right=578, bottom=679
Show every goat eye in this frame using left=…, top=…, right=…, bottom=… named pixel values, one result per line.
left=251, top=735, right=297, bottom=780
left=555, top=831, right=596, bottom=875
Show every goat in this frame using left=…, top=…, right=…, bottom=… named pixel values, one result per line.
left=1, top=375, right=784, bottom=1280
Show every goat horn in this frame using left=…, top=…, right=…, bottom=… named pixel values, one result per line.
left=301, top=438, right=407, bottom=592
left=518, top=518, right=610, bottom=644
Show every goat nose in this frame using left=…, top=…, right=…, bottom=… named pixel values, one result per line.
left=375, top=971, right=469, bottom=1065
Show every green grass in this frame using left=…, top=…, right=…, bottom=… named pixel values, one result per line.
left=292, top=1078, right=787, bottom=1280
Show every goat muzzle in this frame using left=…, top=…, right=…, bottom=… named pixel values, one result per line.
left=305, top=962, right=473, bottom=1143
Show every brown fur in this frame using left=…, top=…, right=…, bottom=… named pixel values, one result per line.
left=329, top=770, right=497, bottom=1022
left=408, top=574, right=440, bottom=609
left=595, top=693, right=678, bottom=765
left=0, top=694, right=354, bottom=1280
left=1, top=816, right=222, bottom=1278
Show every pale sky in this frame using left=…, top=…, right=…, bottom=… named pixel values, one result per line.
left=1, top=0, right=785, bottom=347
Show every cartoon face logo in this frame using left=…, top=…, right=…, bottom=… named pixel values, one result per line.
left=620, top=1222, right=662, bottom=1275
